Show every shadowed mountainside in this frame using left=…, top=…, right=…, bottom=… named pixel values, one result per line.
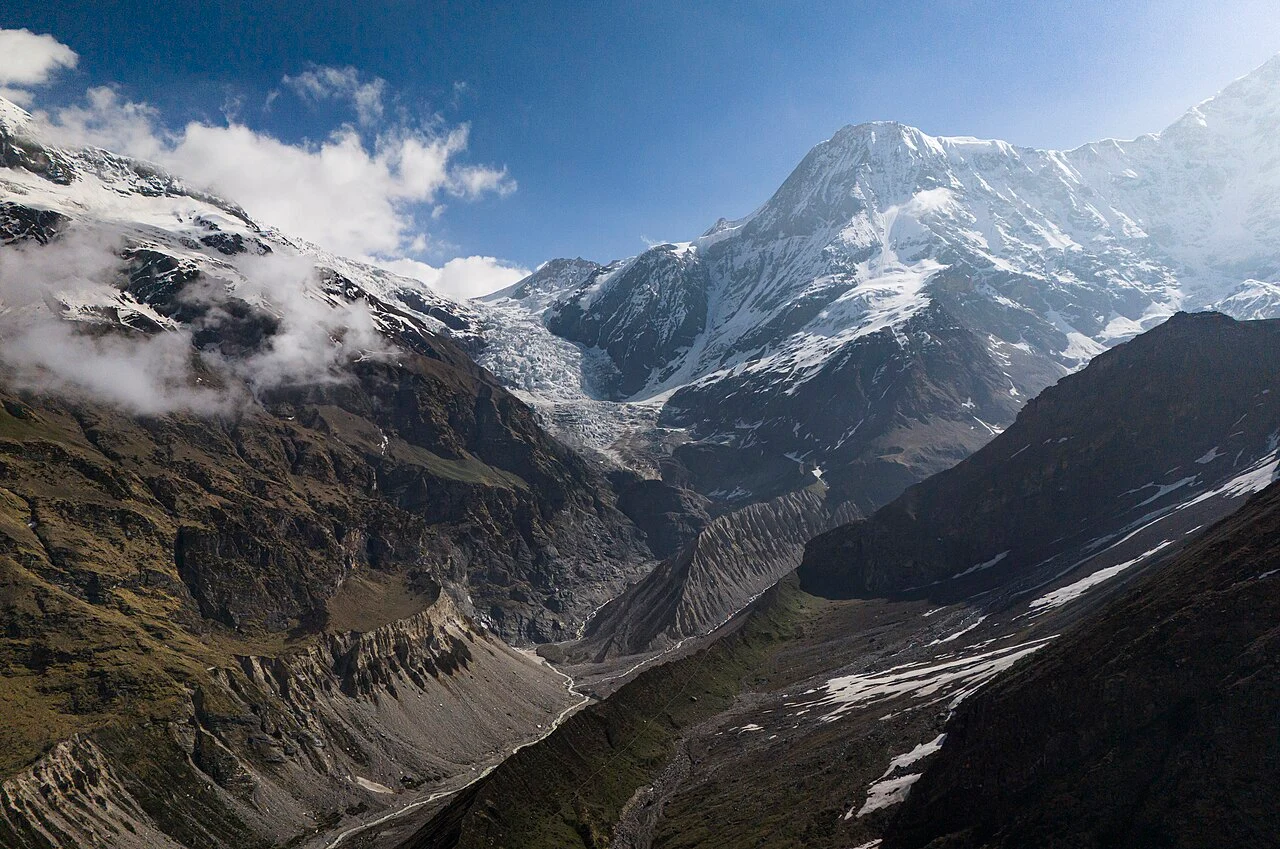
left=572, top=485, right=844, bottom=660
left=799, top=311, right=1280, bottom=600
left=885, top=480, right=1280, bottom=849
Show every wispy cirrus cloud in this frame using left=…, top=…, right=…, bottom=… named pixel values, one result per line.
left=281, top=64, right=388, bottom=126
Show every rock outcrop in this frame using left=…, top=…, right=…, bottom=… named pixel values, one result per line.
left=575, top=485, right=840, bottom=659
left=0, top=596, right=578, bottom=849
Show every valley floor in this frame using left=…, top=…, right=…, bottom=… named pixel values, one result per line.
left=386, top=510, right=1198, bottom=849
left=304, top=658, right=589, bottom=849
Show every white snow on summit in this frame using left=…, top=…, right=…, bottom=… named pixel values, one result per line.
left=475, top=55, right=1280, bottom=476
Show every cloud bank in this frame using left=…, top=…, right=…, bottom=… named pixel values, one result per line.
left=0, top=231, right=389, bottom=414
left=0, top=229, right=228, bottom=413
left=376, top=255, right=529, bottom=301
left=1, top=29, right=523, bottom=300
left=34, top=83, right=515, bottom=265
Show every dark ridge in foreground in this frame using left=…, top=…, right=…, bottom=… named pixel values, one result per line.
left=799, top=311, right=1280, bottom=600
left=884, top=480, right=1280, bottom=849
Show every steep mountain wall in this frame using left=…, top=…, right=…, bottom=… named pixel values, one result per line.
left=0, top=98, right=664, bottom=848
left=480, top=57, right=1280, bottom=511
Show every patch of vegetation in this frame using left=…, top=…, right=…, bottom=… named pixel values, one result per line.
left=388, top=438, right=529, bottom=488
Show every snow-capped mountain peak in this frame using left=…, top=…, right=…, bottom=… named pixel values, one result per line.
left=0, top=95, right=481, bottom=364
left=476, top=55, right=1280, bottom=510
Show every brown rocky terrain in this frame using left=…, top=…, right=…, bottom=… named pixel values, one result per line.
left=0, top=593, right=580, bottom=849
left=570, top=485, right=844, bottom=661
left=0, top=94, right=705, bottom=848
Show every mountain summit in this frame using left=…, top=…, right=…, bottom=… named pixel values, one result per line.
left=479, top=54, right=1280, bottom=511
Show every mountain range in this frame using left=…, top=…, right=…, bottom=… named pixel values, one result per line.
left=1, top=51, right=1279, bottom=849
left=478, top=54, right=1280, bottom=512
left=405, top=309, right=1280, bottom=849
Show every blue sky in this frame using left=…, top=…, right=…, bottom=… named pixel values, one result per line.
left=2, top=1, right=1279, bottom=294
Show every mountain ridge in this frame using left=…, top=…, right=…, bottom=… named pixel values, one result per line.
left=476, top=54, right=1280, bottom=509
left=798, top=310, right=1280, bottom=600
left=884, top=477, right=1280, bottom=849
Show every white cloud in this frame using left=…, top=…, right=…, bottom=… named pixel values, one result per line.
left=2, top=316, right=229, bottom=414
left=450, top=163, right=517, bottom=199
left=32, top=83, right=517, bottom=265
left=0, top=46, right=531, bottom=410
left=0, top=228, right=230, bottom=414
left=0, top=231, right=393, bottom=412
left=282, top=65, right=386, bottom=126
left=36, top=86, right=167, bottom=159
left=0, top=28, right=78, bottom=103
left=376, top=255, right=529, bottom=300
left=5, top=47, right=528, bottom=324
left=231, top=251, right=389, bottom=390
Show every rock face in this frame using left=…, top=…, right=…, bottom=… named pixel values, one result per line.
left=0, top=737, right=187, bottom=849
left=546, top=244, right=710, bottom=398
left=574, top=485, right=841, bottom=659
left=0, top=351, right=645, bottom=844
left=661, top=302, right=1025, bottom=511
left=611, top=474, right=713, bottom=560
left=0, top=596, right=580, bottom=849
left=0, top=94, right=657, bottom=647
left=478, top=56, right=1280, bottom=510
left=799, top=311, right=1280, bottom=599
left=884, top=480, right=1280, bottom=849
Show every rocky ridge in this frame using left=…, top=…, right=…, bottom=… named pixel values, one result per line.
left=799, top=311, right=1280, bottom=601
left=573, top=485, right=846, bottom=660
left=0, top=595, right=578, bottom=849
